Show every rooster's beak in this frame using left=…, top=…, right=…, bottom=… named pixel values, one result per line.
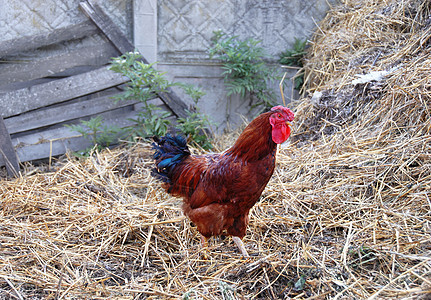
left=286, top=122, right=294, bottom=132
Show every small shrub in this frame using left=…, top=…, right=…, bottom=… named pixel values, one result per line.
left=110, top=52, right=174, bottom=140
left=110, top=52, right=172, bottom=103
left=66, top=116, right=120, bottom=155
left=175, top=83, right=214, bottom=150
left=209, top=30, right=278, bottom=112
left=111, top=52, right=214, bottom=148
left=128, top=105, right=172, bottom=139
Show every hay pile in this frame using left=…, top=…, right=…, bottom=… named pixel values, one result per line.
left=1, top=0, right=431, bottom=298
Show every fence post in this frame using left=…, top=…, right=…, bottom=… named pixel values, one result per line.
left=0, top=116, right=19, bottom=177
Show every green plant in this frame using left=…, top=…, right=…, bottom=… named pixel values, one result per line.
left=293, top=274, right=307, bottom=291
left=66, top=116, right=120, bottom=154
left=209, top=30, right=278, bottom=112
left=129, top=105, right=172, bottom=138
left=279, top=38, right=307, bottom=66
left=177, top=109, right=213, bottom=150
left=111, top=52, right=214, bottom=148
left=110, top=52, right=172, bottom=103
left=176, top=82, right=206, bottom=104
left=66, top=53, right=214, bottom=153
left=348, top=245, right=379, bottom=269
left=110, top=52, right=175, bottom=140
left=279, top=38, right=307, bottom=90
left=176, top=83, right=213, bottom=150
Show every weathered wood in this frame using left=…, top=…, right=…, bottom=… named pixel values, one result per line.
left=156, top=89, right=191, bottom=117
left=0, top=20, right=99, bottom=58
left=0, top=117, right=19, bottom=176
left=0, top=66, right=128, bottom=118
left=0, top=97, right=169, bottom=167
left=80, top=1, right=135, bottom=56
left=14, top=106, right=135, bottom=143
left=0, top=78, right=53, bottom=94
left=0, top=41, right=119, bottom=88
left=15, top=134, right=95, bottom=163
left=4, top=94, right=142, bottom=135
left=79, top=0, right=189, bottom=118
left=8, top=107, right=148, bottom=164
left=11, top=121, right=126, bottom=165
left=0, top=1, right=189, bottom=168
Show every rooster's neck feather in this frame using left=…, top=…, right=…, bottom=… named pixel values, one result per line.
left=227, top=112, right=276, bottom=161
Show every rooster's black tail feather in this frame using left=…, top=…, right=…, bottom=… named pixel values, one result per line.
left=151, top=134, right=190, bottom=184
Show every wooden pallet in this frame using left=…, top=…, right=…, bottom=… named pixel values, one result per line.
left=0, top=0, right=188, bottom=176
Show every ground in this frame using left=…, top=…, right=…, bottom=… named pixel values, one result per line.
left=1, top=0, right=431, bottom=298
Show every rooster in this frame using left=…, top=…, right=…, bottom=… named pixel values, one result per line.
left=152, top=106, right=294, bottom=256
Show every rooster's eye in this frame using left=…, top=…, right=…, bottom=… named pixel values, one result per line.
left=278, top=114, right=282, bottom=118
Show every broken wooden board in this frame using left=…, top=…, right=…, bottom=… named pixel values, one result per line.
left=0, top=66, right=128, bottom=118
left=0, top=40, right=119, bottom=89
left=12, top=98, right=167, bottom=163
left=0, top=97, right=167, bottom=168
left=4, top=95, right=140, bottom=135
left=0, top=20, right=99, bottom=58
left=79, top=1, right=133, bottom=57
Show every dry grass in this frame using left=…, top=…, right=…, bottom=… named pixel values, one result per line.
left=304, top=0, right=431, bottom=92
left=1, top=0, right=431, bottom=298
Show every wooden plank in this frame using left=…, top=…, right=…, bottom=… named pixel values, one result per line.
left=0, top=78, right=54, bottom=94
left=12, top=107, right=135, bottom=146
left=10, top=97, right=165, bottom=147
left=15, top=134, right=95, bottom=163
left=80, top=1, right=133, bottom=56
left=4, top=94, right=142, bottom=135
left=9, top=107, right=148, bottom=164
left=0, top=66, right=128, bottom=118
left=0, top=117, right=19, bottom=176
left=0, top=20, right=99, bottom=57
left=0, top=98, right=169, bottom=167
left=79, top=0, right=189, bottom=119
left=11, top=115, right=132, bottom=164
left=0, top=40, right=119, bottom=88
left=155, top=89, right=190, bottom=118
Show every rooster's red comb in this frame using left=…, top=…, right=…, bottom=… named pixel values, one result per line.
left=271, top=105, right=294, bottom=121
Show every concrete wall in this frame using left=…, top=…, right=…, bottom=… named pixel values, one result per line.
left=0, top=0, right=133, bottom=41
left=2, top=0, right=336, bottom=132
left=135, top=0, right=337, bottom=131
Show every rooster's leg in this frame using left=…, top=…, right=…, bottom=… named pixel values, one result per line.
left=232, top=236, right=249, bottom=257
left=200, top=235, right=209, bottom=259
left=200, top=235, right=208, bottom=248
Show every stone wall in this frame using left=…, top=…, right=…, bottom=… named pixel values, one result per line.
left=2, top=0, right=337, bottom=131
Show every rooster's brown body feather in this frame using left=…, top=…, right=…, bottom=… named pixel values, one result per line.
left=152, top=107, right=294, bottom=253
